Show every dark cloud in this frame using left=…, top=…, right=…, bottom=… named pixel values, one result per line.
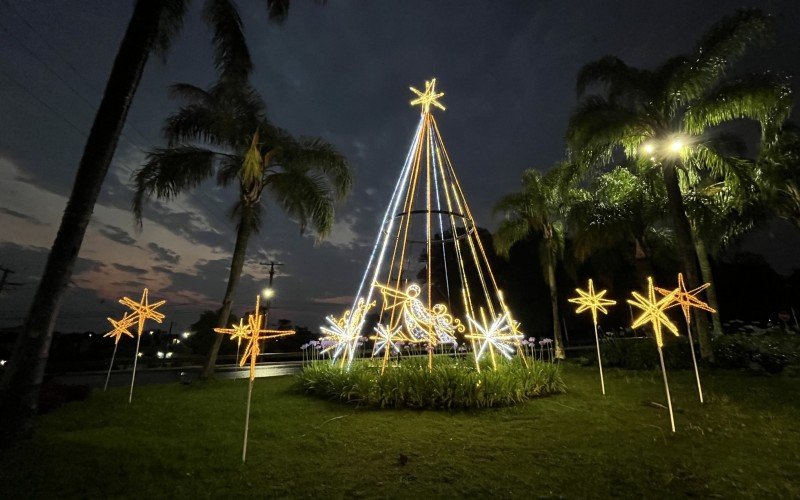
left=151, top=265, right=175, bottom=274
left=0, top=242, right=108, bottom=330
left=98, top=224, right=136, bottom=246
left=0, top=207, right=46, bottom=226
left=147, top=242, right=180, bottom=265
left=111, top=263, right=148, bottom=275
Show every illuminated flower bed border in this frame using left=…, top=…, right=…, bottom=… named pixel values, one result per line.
left=297, top=356, right=565, bottom=410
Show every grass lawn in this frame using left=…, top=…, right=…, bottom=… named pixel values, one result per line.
left=1, top=364, right=799, bottom=498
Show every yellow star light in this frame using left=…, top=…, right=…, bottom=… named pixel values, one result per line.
left=119, top=288, right=166, bottom=334
left=409, top=78, right=446, bottom=114
left=104, top=312, right=136, bottom=344
left=655, top=272, right=716, bottom=325
left=568, top=278, right=616, bottom=324
left=238, top=295, right=295, bottom=381
left=214, top=317, right=251, bottom=345
left=628, top=277, right=679, bottom=347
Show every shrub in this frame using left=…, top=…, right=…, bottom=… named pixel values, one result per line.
left=713, top=331, right=800, bottom=374
left=598, top=336, right=693, bottom=370
left=296, top=356, right=565, bottom=409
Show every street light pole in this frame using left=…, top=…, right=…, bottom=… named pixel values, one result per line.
left=260, top=261, right=283, bottom=355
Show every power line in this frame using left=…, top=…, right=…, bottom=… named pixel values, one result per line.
left=1, top=0, right=158, bottom=147
left=0, top=2, right=286, bottom=292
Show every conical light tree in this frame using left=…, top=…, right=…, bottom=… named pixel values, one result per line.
left=320, top=79, right=522, bottom=372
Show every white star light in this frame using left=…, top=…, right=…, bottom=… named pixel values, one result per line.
left=466, top=313, right=523, bottom=362
left=320, top=314, right=364, bottom=361
left=371, top=323, right=403, bottom=357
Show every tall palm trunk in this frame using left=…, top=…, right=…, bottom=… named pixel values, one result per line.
left=662, top=162, right=713, bottom=361
left=545, top=251, right=565, bottom=359
left=633, top=237, right=655, bottom=283
left=0, top=1, right=166, bottom=445
left=201, top=204, right=255, bottom=379
left=693, top=233, right=724, bottom=340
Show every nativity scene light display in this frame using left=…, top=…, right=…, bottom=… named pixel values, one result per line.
left=318, top=79, right=523, bottom=372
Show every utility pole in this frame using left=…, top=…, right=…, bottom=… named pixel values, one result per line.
left=0, top=267, right=21, bottom=296
left=259, top=261, right=284, bottom=355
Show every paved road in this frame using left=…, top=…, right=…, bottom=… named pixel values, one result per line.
left=52, top=361, right=302, bottom=388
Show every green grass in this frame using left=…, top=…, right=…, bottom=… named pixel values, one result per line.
left=1, top=364, right=799, bottom=498
left=298, top=357, right=565, bottom=408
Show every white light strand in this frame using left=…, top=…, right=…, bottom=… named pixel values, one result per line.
left=343, top=116, right=425, bottom=365
left=429, top=120, right=451, bottom=302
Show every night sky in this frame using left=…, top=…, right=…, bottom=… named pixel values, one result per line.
left=1, top=0, right=799, bottom=333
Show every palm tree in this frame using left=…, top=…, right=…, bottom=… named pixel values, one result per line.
left=565, top=166, right=669, bottom=282
left=494, top=168, right=566, bottom=359
left=759, top=124, right=800, bottom=227
left=565, top=8, right=793, bottom=360
left=0, top=0, right=295, bottom=446
left=133, top=80, right=351, bottom=379
left=683, top=150, right=764, bottom=339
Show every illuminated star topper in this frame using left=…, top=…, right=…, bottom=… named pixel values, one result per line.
left=214, top=317, right=252, bottom=345
left=628, top=277, right=679, bottom=347
left=568, top=279, right=616, bottom=324
left=119, top=288, right=166, bottom=333
left=104, top=312, right=136, bottom=344
left=655, top=272, right=716, bottom=325
left=410, top=78, right=446, bottom=114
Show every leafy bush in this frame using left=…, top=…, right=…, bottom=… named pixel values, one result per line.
left=296, top=356, right=565, bottom=409
left=713, top=331, right=800, bottom=374
left=598, top=336, right=693, bottom=370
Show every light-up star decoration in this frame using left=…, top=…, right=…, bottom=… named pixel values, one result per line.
left=627, top=277, right=679, bottom=348
left=628, top=277, right=680, bottom=432
left=569, top=279, right=616, bottom=395
left=569, top=279, right=616, bottom=325
left=214, top=295, right=294, bottom=463
left=320, top=298, right=375, bottom=368
left=104, top=312, right=136, bottom=344
left=102, top=312, right=137, bottom=392
left=655, top=272, right=716, bottom=403
left=655, top=272, right=716, bottom=325
left=370, top=323, right=405, bottom=374
left=409, top=78, right=446, bottom=114
left=114, top=288, right=166, bottom=402
left=465, top=311, right=523, bottom=370
left=119, top=288, right=166, bottom=334
left=231, top=295, right=295, bottom=381
left=214, top=317, right=252, bottom=358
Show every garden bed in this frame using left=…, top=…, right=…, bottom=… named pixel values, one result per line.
left=297, top=356, right=565, bottom=409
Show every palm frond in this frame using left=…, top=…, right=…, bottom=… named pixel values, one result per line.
left=566, top=96, right=653, bottom=165
left=163, top=104, right=230, bottom=148
left=668, top=8, right=772, bottom=105
left=152, top=0, right=190, bottom=60
left=683, top=72, right=793, bottom=141
left=203, top=0, right=252, bottom=82
left=168, top=83, right=213, bottom=104
left=265, top=0, right=291, bottom=24
left=493, top=217, right=530, bottom=258
left=265, top=170, right=335, bottom=236
left=216, top=154, right=243, bottom=187
left=278, top=137, right=352, bottom=200
left=132, top=146, right=217, bottom=224
left=576, top=55, right=654, bottom=103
